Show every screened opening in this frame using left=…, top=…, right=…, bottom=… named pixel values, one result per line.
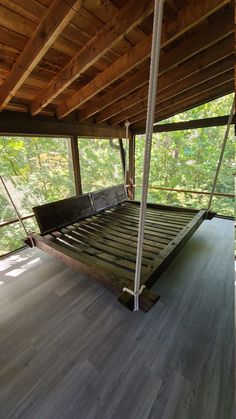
left=78, top=138, right=124, bottom=193
left=135, top=94, right=235, bottom=217
left=0, top=136, right=75, bottom=256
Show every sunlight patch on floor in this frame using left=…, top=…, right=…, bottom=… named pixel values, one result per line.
left=5, top=257, right=41, bottom=278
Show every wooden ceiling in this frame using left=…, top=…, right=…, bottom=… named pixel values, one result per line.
left=0, top=0, right=234, bottom=134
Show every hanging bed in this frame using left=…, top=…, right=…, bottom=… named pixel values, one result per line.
left=25, top=184, right=214, bottom=311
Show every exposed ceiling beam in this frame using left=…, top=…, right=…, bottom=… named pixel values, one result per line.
left=162, top=0, right=230, bottom=43
left=131, top=81, right=234, bottom=130
left=0, top=110, right=126, bottom=138
left=129, top=72, right=233, bottom=125
left=30, top=0, right=154, bottom=115
left=78, top=66, right=150, bottom=122
left=107, top=84, right=149, bottom=125
left=146, top=114, right=236, bottom=133
left=0, top=0, right=83, bottom=111
left=56, top=34, right=152, bottom=119
left=120, top=73, right=234, bottom=126
left=132, top=83, right=234, bottom=133
left=79, top=6, right=233, bottom=122
left=109, top=55, right=234, bottom=125
left=156, top=81, right=234, bottom=123
left=56, top=0, right=231, bottom=119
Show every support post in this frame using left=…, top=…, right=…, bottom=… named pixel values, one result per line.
left=70, top=135, right=82, bottom=196
left=118, top=138, right=126, bottom=177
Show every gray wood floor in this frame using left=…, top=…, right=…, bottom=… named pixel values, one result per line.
left=0, top=218, right=234, bottom=419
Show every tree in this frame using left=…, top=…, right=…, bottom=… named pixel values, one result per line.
left=135, top=93, right=234, bottom=216
left=0, top=93, right=234, bottom=256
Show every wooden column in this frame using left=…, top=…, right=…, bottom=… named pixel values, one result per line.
left=70, top=135, right=82, bottom=196
left=118, top=139, right=126, bottom=176
left=128, top=134, right=135, bottom=199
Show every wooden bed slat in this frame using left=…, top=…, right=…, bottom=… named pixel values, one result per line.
left=85, top=216, right=176, bottom=249
left=65, top=225, right=156, bottom=262
left=50, top=230, right=136, bottom=279
left=118, top=203, right=195, bottom=222
left=77, top=218, right=163, bottom=252
left=26, top=185, right=207, bottom=311
left=73, top=220, right=162, bottom=252
left=116, top=204, right=194, bottom=222
left=106, top=209, right=186, bottom=230
left=63, top=226, right=153, bottom=266
left=98, top=211, right=181, bottom=237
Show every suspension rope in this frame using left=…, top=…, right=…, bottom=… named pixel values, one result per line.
left=0, top=175, right=34, bottom=247
left=123, top=0, right=164, bottom=311
left=206, top=97, right=235, bottom=214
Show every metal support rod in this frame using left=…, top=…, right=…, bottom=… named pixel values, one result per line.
left=133, top=0, right=164, bottom=311
left=0, top=175, right=29, bottom=236
left=207, top=97, right=235, bottom=213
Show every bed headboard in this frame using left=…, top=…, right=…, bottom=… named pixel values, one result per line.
left=33, top=184, right=127, bottom=234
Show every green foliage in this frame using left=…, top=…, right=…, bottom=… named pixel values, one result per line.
left=0, top=223, right=26, bottom=255
left=0, top=136, right=75, bottom=256
left=0, top=94, right=234, bottom=257
left=135, top=93, right=235, bottom=216
left=79, top=138, right=123, bottom=192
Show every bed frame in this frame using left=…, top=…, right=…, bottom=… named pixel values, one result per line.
left=25, top=184, right=214, bottom=311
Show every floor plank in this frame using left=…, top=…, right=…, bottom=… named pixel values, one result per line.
left=0, top=218, right=234, bottom=419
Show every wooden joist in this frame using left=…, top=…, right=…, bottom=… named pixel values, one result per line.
left=96, top=47, right=234, bottom=125
left=78, top=67, right=150, bottom=122
left=109, top=60, right=234, bottom=126
left=0, top=0, right=233, bottom=129
left=0, top=0, right=83, bottom=111
left=162, top=0, right=230, bottom=43
left=132, top=80, right=233, bottom=130
left=79, top=5, right=233, bottom=122
left=56, top=34, right=152, bottom=119
left=0, top=1, right=86, bottom=57
left=56, top=0, right=232, bottom=119
left=127, top=37, right=234, bottom=126
left=30, top=0, right=154, bottom=116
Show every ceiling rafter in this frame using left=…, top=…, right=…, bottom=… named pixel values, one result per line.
left=92, top=8, right=233, bottom=124
left=108, top=53, right=234, bottom=125
left=0, top=0, right=233, bottom=127
left=30, top=0, right=154, bottom=116
left=78, top=66, right=150, bottom=122
left=112, top=66, right=234, bottom=125
left=56, top=0, right=231, bottom=119
left=0, top=0, right=83, bottom=111
left=132, top=81, right=233, bottom=131
left=130, top=77, right=233, bottom=127
left=56, top=34, right=152, bottom=119
left=162, top=0, right=230, bottom=43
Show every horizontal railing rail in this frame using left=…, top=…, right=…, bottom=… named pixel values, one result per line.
left=135, top=185, right=234, bottom=199
left=0, top=185, right=234, bottom=230
left=0, top=213, right=34, bottom=228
